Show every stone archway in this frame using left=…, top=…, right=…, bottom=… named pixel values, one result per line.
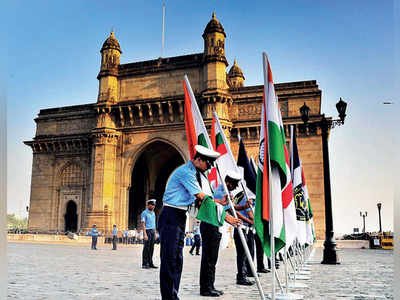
left=128, top=141, right=185, bottom=229
left=64, top=200, right=78, bottom=232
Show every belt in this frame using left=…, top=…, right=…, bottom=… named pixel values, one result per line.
left=163, top=203, right=189, bottom=211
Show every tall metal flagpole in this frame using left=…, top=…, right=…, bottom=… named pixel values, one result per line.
left=161, top=1, right=165, bottom=57
left=214, top=164, right=265, bottom=299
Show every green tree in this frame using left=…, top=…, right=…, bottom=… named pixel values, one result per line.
left=7, top=214, right=28, bottom=230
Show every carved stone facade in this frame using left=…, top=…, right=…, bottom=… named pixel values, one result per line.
left=25, top=14, right=327, bottom=238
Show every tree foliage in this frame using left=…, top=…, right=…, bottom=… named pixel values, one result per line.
left=7, top=214, right=28, bottom=230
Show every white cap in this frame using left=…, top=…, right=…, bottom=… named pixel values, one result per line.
left=194, top=145, right=220, bottom=160
left=225, top=170, right=241, bottom=181
left=146, top=199, right=156, bottom=204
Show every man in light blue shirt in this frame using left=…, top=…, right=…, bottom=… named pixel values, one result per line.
left=159, top=145, right=220, bottom=300
left=112, top=224, right=118, bottom=250
left=189, top=221, right=201, bottom=255
left=141, top=199, right=157, bottom=269
left=89, top=224, right=99, bottom=250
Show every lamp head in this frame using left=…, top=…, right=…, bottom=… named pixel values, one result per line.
left=300, top=102, right=310, bottom=124
left=336, top=97, right=347, bottom=122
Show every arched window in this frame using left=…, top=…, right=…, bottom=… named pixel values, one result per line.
left=60, top=163, right=84, bottom=187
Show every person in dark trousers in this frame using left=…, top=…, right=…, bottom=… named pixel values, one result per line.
left=199, top=170, right=242, bottom=297
left=254, top=234, right=270, bottom=273
left=159, top=145, right=223, bottom=300
left=90, top=224, right=99, bottom=250
left=231, top=190, right=255, bottom=286
left=189, top=222, right=201, bottom=255
left=141, top=199, right=157, bottom=269
left=112, top=224, right=118, bottom=250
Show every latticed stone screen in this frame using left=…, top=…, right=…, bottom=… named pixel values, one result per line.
left=60, top=163, right=84, bottom=187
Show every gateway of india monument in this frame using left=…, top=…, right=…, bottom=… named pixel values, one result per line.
left=25, top=13, right=326, bottom=238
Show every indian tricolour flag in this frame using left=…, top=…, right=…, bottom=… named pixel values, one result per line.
left=254, top=53, right=287, bottom=257
left=278, top=109, right=297, bottom=247
left=183, top=75, right=213, bottom=156
left=209, top=111, right=241, bottom=189
left=183, top=75, right=213, bottom=195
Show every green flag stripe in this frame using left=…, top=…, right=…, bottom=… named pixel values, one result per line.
left=216, top=132, right=224, bottom=146
left=198, top=133, right=208, bottom=148
left=268, top=120, right=287, bottom=181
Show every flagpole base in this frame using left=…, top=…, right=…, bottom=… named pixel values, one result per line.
left=283, top=282, right=309, bottom=289
left=289, top=274, right=311, bottom=281
left=297, top=270, right=310, bottom=276
left=265, top=292, right=304, bottom=300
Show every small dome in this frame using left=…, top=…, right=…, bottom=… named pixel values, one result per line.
left=101, top=31, right=122, bottom=53
left=228, top=59, right=244, bottom=79
left=203, top=12, right=226, bottom=37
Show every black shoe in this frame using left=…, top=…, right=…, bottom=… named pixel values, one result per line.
left=189, top=252, right=194, bottom=255
left=200, top=290, right=220, bottom=297
left=211, top=289, right=224, bottom=295
left=142, top=265, right=150, bottom=269
left=258, top=268, right=270, bottom=273
left=236, top=278, right=254, bottom=286
left=247, top=273, right=254, bottom=277
left=149, top=265, right=158, bottom=268
left=196, top=253, right=201, bottom=256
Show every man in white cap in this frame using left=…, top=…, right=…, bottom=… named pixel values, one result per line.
left=159, top=145, right=240, bottom=300
left=141, top=199, right=157, bottom=269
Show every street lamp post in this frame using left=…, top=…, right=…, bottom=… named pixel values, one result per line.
left=377, top=203, right=382, bottom=233
left=360, top=211, right=367, bottom=233
left=300, top=97, right=347, bottom=265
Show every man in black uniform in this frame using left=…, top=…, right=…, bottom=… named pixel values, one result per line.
left=199, top=170, right=241, bottom=297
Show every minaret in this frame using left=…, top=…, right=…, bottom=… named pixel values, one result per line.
left=202, top=12, right=229, bottom=91
left=227, top=59, right=245, bottom=89
left=87, top=31, right=121, bottom=233
left=201, top=12, right=231, bottom=121
left=97, top=31, right=121, bottom=103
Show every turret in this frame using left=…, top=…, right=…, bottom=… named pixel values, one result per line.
left=202, top=12, right=229, bottom=90
left=227, top=59, right=245, bottom=89
left=97, top=31, right=121, bottom=103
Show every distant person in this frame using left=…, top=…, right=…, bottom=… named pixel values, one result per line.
left=123, top=229, right=129, bottom=244
left=189, top=222, right=201, bottom=255
left=90, top=224, right=99, bottom=250
left=141, top=199, right=157, bottom=269
left=112, top=224, right=118, bottom=250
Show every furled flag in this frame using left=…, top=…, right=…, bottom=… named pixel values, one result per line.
left=254, top=53, right=287, bottom=257
left=290, top=126, right=307, bottom=245
left=209, top=111, right=238, bottom=189
left=237, top=137, right=257, bottom=194
left=277, top=109, right=297, bottom=247
left=302, top=168, right=315, bottom=246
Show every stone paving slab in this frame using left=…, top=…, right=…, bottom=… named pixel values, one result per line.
left=7, top=242, right=393, bottom=299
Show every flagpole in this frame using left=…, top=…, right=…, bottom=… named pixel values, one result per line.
left=263, top=52, right=276, bottom=300
left=215, top=164, right=265, bottom=300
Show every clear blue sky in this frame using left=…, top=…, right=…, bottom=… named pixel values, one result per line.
left=3, top=0, right=398, bottom=235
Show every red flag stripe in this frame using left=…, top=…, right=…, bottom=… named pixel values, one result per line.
left=183, top=80, right=197, bottom=159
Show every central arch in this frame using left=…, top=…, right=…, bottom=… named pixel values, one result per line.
left=128, top=140, right=185, bottom=229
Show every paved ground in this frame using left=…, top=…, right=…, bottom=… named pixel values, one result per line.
left=7, top=242, right=393, bottom=299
